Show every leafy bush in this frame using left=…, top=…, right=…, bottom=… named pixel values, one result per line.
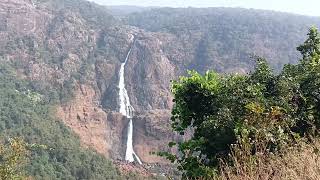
left=163, top=27, right=320, bottom=178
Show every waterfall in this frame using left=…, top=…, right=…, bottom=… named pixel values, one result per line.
left=118, top=37, right=142, bottom=164
left=30, top=0, right=36, bottom=7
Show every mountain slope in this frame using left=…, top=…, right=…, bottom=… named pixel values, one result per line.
left=0, top=64, right=120, bottom=179
left=123, top=7, right=320, bottom=72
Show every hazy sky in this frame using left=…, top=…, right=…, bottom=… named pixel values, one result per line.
left=90, top=0, right=320, bottom=17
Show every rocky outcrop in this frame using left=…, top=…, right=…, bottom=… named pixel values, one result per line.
left=134, top=110, right=176, bottom=163
left=56, top=85, right=110, bottom=155
left=126, top=32, right=177, bottom=112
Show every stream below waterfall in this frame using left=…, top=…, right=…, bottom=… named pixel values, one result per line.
left=118, top=36, right=142, bottom=164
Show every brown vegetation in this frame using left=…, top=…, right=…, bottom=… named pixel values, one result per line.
left=218, top=140, right=320, bottom=180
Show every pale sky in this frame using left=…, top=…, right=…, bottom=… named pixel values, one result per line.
left=90, top=0, right=320, bottom=17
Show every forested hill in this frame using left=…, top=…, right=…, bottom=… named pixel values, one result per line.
left=122, top=7, right=320, bottom=72
left=35, top=0, right=118, bottom=27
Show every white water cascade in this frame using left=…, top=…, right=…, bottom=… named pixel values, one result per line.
left=118, top=37, right=142, bottom=164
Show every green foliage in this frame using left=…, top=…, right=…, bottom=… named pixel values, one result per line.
left=297, top=26, right=320, bottom=60
left=0, top=64, right=120, bottom=179
left=0, top=138, right=28, bottom=180
left=164, top=27, right=320, bottom=178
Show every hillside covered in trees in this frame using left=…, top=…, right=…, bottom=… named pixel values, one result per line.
left=0, top=63, right=120, bottom=179
left=123, top=8, right=320, bottom=72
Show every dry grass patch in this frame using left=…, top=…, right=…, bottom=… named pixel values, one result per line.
left=218, top=140, right=320, bottom=180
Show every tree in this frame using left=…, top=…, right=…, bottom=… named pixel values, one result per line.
left=297, top=26, right=320, bottom=60
left=292, top=26, right=320, bottom=136
left=0, top=138, right=28, bottom=180
left=163, top=27, right=320, bottom=178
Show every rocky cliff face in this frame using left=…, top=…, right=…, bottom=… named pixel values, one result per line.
left=2, top=0, right=320, bottom=166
